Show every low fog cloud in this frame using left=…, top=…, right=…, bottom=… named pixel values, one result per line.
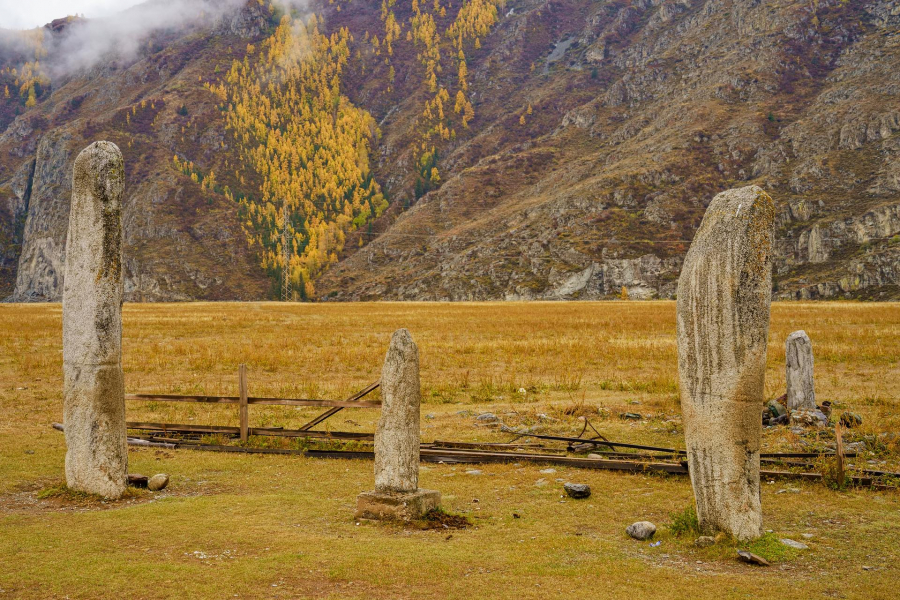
left=48, top=0, right=247, bottom=77
left=1, top=0, right=312, bottom=78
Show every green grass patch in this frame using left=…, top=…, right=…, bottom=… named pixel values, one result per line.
left=37, top=482, right=147, bottom=504
left=668, top=504, right=700, bottom=537
left=742, top=533, right=800, bottom=563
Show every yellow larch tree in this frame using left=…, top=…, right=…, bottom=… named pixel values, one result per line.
left=218, top=15, right=388, bottom=297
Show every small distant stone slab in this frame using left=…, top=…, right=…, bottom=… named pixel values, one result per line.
left=475, top=413, right=499, bottom=422
left=564, top=483, right=591, bottom=499
left=737, top=550, right=770, bottom=566
left=786, top=331, right=816, bottom=412
left=780, top=538, right=809, bottom=550
left=355, top=489, right=441, bottom=521
left=626, top=521, right=657, bottom=540
left=791, top=409, right=829, bottom=428
left=148, top=474, right=169, bottom=491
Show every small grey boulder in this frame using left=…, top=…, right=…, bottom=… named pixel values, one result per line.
left=780, top=538, right=809, bottom=550
left=564, top=483, right=591, bottom=499
left=626, top=521, right=657, bottom=540
left=695, top=536, right=716, bottom=547
left=148, top=474, right=170, bottom=491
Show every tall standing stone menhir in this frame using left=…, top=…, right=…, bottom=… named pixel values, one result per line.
left=62, top=141, right=128, bottom=499
left=356, top=329, right=440, bottom=520
left=676, top=185, right=775, bottom=541
left=785, top=330, right=815, bottom=412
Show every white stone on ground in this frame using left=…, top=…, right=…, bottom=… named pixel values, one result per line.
left=626, top=521, right=657, bottom=540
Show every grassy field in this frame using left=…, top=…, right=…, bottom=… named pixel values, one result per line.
left=1, top=301, right=898, bottom=599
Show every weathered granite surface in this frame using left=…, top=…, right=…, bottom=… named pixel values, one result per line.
left=62, top=141, right=128, bottom=499
left=786, top=330, right=816, bottom=412
left=374, top=329, right=422, bottom=494
left=677, top=185, right=775, bottom=541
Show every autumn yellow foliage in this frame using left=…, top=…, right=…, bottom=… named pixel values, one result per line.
left=216, top=15, right=388, bottom=297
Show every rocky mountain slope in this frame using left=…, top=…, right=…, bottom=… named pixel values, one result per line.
left=1, top=0, right=899, bottom=302
left=0, top=3, right=274, bottom=301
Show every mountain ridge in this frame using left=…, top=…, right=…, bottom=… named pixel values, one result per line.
left=1, top=0, right=898, bottom=302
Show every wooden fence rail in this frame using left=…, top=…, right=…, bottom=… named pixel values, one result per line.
left=125, top=365, right=380, bottom=441
left=125, top=395, right=382, bottom=408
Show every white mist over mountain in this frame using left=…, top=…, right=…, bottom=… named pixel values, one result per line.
left=0, top=1, right=145, bottom=30
left=46, top=0, right=247, bottom=77
left=1, top=1, right=310, bottom=78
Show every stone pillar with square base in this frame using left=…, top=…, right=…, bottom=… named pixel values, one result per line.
left=356, top=329, right=440, bottom=520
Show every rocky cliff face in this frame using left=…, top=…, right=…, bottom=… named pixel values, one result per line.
left=10, top=129, right=72, bottom=300
left=0, top=3, right=271, bottom=300
left=1, top=0, right=898, bottom=302
left=318, top=0, right=900, bottom=301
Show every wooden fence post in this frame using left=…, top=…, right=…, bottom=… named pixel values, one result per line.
left=239, top=364, right=248, bottom=442
left=835, top=422, right=845, bottom=488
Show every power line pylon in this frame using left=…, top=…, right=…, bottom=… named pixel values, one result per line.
left=281, top=199, right=292, bottom=302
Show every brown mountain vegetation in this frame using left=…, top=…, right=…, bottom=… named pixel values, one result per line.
left=0, top=0, right=898, bottom=301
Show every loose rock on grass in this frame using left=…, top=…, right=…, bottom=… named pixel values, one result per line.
left=475, top=413, right=499, bottom=423
left=780, top=538, right=809, bottom=550
left=563, top=483, right=591, bottom=499
left=737, top=550, right=770, bottom=566
left=148, top=474, right=169, bottom=491
left=626, top=521, right=657, bottom=540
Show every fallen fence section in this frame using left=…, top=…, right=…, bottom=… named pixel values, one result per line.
left=105, top=435, right=898, bottom=491
left=125, top=422, right=374, bottom=441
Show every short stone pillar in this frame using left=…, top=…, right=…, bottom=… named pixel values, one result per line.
left=676, top=185, right=775, bottom=541
left=785, top=330, right=815, bottom=412
left=62, top=141, right=128, bottom=499
left=356, top=329, right=440, bottom=520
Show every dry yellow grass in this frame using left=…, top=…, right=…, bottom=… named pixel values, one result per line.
left=1, top=301, right=898, bottom=599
